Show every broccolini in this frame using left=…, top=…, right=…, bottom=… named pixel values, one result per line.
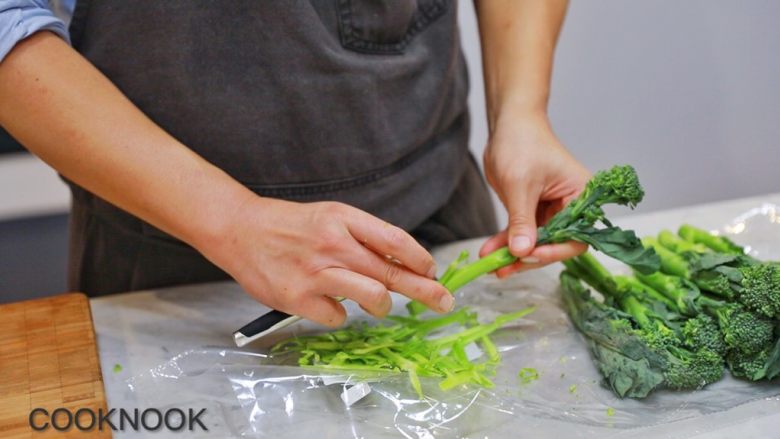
left=408, top=165, right=660, bottom=315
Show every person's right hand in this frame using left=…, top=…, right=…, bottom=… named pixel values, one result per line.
left=200, top=197, right=454, bottom=327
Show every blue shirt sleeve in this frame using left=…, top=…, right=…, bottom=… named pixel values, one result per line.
left=0, top=0, right=71, bottom=63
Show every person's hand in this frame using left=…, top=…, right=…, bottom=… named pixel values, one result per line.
left=201, top=197, right=453, bottom=327
left=481, top=111, right=591, bottom=278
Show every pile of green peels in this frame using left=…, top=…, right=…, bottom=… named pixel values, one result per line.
left=273, top=306, right=535, bottom=397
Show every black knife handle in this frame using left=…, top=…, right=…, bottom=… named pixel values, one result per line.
left=237, top=309, right=292, bottom=337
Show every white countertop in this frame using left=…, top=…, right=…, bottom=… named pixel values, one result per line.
left=90, top=193, right=780, bottom=438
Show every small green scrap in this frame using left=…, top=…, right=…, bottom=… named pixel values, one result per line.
left=606, top=407, right=616, bottom=417
left=518, top=367, right=539, bottom=384
left=112, top=363, right=122, bottom=373
left=568, top=384, right=577, bottom=394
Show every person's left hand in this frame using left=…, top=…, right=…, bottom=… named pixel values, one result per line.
left=481, top=111, right=591, bottom=278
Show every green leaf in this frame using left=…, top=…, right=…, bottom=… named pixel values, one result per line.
left=566, top=226, right=661, bottom=275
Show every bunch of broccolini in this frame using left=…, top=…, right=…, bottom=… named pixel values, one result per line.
left=562, top=225, right=780, bottom=398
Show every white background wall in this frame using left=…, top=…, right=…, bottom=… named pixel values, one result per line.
left=458, top=0, right=780, bottom=228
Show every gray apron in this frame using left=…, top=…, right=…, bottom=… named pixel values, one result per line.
left=67, top=0, right=497, bottom=296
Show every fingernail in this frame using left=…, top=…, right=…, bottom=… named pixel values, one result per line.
left=511, top=236, right=532, bottom=253
left=426, top=264, right=437, bottom=279
left=521, top=256, right=540, bottom=264
left=439, top=294, right=454, bottom=312
left=381, top=302, right=392, bottom=316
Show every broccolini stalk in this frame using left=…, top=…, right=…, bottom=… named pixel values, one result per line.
left=441, top=247, right=517, bottom=293
left=657, top=230, right=709, bottom=257
left=564, top=251, right=616, bottom=294
left=619, top=294, right=659, bottom=330
left=408, top=165, right=660, bottom=316
left=642, top=237, right=690, bottom=278
left=652, top=232, right=739, bottom=299
left=613, top=276, right=678, bottom=311
left=665, top=226, right=774, bottom=312
left=563, top=252, right=676, bottom=312
left=438, top=250, right=470, bottom=286
left=633, top=271, right=701, bottom=317
left=679, top=224, right=745, bottom=255
left=406, top=248, right=516, bottom=315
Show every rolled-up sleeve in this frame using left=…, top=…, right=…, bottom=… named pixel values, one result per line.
left=0, top=0, right=70, bottom=63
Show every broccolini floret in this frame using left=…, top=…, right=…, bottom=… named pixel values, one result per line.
left=680, top=314, right=727, bottom=356
left=738, top=263, right=780, bottom=318
left=697, top=296, right=774, bottom=356
left=662, top=345, right=724, bottom=390
left=727, top=349, right=771, bottom=380
left=544, top=165, right=645, bottom=232
left=689, top=253, right=780, bottom=318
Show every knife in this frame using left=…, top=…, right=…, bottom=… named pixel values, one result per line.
left=233, top=297, right=346, bottom=347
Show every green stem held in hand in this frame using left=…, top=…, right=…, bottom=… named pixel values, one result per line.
left=444, top=247, right=518, bottom=292
left=406, top=247, right=517, bottom=315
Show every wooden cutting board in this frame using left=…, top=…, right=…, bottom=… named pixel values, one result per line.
left=0, top=293, right=111, bottom=438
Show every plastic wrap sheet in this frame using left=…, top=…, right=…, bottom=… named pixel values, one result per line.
left=127, top=204, right=780, bottom=438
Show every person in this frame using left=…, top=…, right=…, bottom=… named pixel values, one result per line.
left=0, top=0, right=589, bottom=327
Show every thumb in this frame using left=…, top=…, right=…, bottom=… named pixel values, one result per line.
left=505, top=184, right=541, bottom=258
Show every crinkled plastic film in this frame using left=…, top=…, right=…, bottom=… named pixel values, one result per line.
left=127, top=204, right=780, bottom=438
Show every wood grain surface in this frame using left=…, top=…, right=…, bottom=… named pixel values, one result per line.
left=0, top=293, right=111, bottom=438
